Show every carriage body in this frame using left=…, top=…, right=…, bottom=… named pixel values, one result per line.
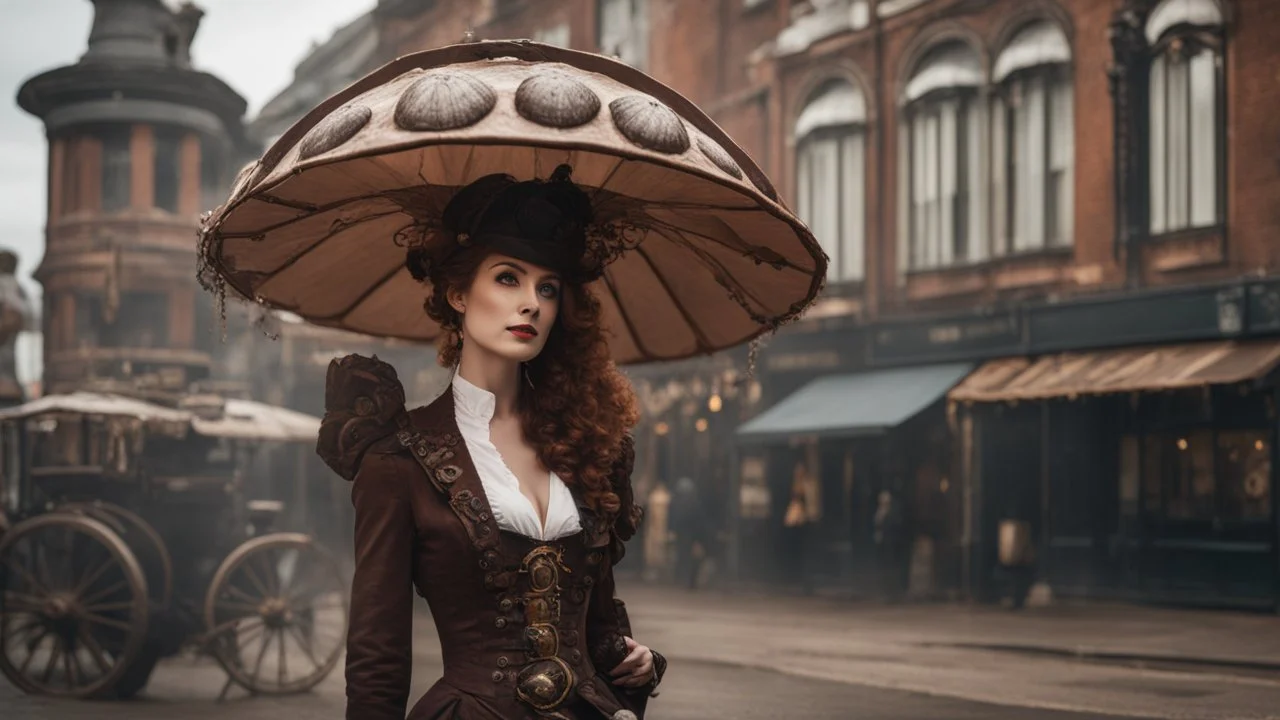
left=0, top=394, right=346, bottom=700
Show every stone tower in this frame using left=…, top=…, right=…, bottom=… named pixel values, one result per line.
left=16, top=0, right=248, bottom=394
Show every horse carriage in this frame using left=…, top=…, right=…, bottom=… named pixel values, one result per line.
left=0, top=389, right=348, bottom=700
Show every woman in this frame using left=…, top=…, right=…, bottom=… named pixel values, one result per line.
left=317, top=165, right=665, bottom=720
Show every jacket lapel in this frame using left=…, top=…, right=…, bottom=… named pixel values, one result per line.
left=403, top=390, right=501, bottom=557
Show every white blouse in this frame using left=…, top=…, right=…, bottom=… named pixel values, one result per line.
left=452, top=374, right=582, bottom=541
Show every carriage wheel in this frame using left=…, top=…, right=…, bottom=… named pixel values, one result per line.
left=204, top=533, right=347, bottom=695
left=56, top=501, right=173, bottom=609
left=0, top=514, right=149, bottom=698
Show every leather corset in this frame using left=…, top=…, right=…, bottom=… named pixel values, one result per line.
left=395, top=412, right=646, bottom=719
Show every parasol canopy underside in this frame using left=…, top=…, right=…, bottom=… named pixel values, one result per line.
left=202, top=46, right=826, bottom=364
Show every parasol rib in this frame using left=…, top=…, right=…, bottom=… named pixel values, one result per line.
left=599, top=270, right=658, bottom=362
left=330, top=263, right=416, bottom=323
left=248, top=212, right=405, bottom=279
left=648, top=223, right=770, bottom=321
left=591, top=156, right=627, bottom=204
left=257, top=194, right=320, bottom=212
left=215, top=199, right=403, bottom=239
left=644, top=209, right=818, bottom=273
left=633, top=243, right=714, bottom=355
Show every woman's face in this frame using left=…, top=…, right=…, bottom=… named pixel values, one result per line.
left=449, top=253, right=562, bottom=364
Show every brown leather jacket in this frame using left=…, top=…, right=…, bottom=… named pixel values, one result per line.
left=317, top=355, right=665, bottom=720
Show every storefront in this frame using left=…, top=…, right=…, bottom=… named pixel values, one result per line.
left=950, top=340, right=1280, bottom=610
left=731, top=362, right=971, bottom=598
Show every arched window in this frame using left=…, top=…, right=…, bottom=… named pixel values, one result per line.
left=991, top=20, right=1073, bottom=254
left=795, top=79, right=866, bottom=283
left=900, top=41, right=984, bottom=270
left=1147, top=0, right=1224, bottom=235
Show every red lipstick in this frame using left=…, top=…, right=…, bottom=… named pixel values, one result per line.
left=507, top=324, right=538, bottom=340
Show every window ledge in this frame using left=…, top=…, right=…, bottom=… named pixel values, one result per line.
left=819, top=279, right=865, bottom=298
left=1145, top=225, right=1225, bottom=272
left=905, top=247, right=1075, bottom=301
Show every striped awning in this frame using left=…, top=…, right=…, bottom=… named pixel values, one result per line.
left=948, top=340, right=1280, bottom=403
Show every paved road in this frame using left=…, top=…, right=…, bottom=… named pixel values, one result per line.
left=5, top=583, right=1277, bottom=720
left=0, top=651, right=1139, bottom=720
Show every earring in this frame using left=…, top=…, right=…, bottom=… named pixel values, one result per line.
left=523, top=364, right=536, bottom=390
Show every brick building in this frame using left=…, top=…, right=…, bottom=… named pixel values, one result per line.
left=347, top=0, right=1280, bottom=607
left=17, top=0, right=250, bottom=394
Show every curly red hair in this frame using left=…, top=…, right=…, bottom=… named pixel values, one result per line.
left=424, top=245, right=639, bottom=515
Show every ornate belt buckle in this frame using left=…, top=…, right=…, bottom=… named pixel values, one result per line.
left=524, top=623, right=559, bottom=658
left=515, top=656, right=575, bottom=712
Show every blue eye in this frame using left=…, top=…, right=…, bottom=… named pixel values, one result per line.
left=539, top=283, right=560, bottom=299
left=496, top=272, right=518, bottom=286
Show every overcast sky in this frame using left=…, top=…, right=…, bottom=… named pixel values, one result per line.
left=0, top=0, right=377, bottom=291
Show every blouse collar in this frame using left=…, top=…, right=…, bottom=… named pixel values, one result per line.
left=451, top=372, right=496, bottom=424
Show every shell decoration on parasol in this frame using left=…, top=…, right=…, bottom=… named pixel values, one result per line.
left=198, top=40, right=826, bottom=365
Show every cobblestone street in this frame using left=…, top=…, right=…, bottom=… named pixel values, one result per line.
left=0, top=646, right=1141, bottom=720
left=4, top=582, right=1280, bottom=719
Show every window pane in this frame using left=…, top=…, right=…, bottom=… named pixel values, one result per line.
left=154, top=127, right=182, bottom=213
left=200, top=135, right=224, bottom=215
left=898, top=121, right=911, bottom=274
left=813, top=136, right=841, bottom=275
left=101, top=125, right=132, bottom=212
left=796, top=143, right=812, bottom=231
left=990, top=96, right=1008, bottom=256
left=965, top=99, right=984, bottom=261
left=912, top=116, right=929, bottom=268
left=841, top=132, right=866, bottom=281
left=939, top=100, right=957, bottom=264
left=1014, top=76, right=1047, bottom=251
left=1188, top=49, right=1218, bottom=227
left=925, top=110, right=941, bottom=267
left=598, top=0, right=647, bottom=69
left=1217, top=431, right=1271, bottom=521
left=62, top=136, right=82, bottom=214
left=1049, top=73, right=1074, bottom=246
left=102, top=291, right=169, bottom=349
left=1120, top=434, right=1141, bottom=517
left=1141, top=433, right=1164, bottom=516
left=1163, top=430, right=1215, bottom=520
left=1167, top=54, right=1190, bottom=230
left=1150, top=56, right=1167, bottom=234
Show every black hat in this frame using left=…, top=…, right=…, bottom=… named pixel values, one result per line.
left=408, top=164, right=597, bottom=284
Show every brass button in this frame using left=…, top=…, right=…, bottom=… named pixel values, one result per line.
left=570, top=650, right=582, bottom=664
left=470, top=497, right=483, bottom=511
left=492, top=670, right=504, bottom=682
left=499, top=597, right=514, bottom=611
left=479, top=559, right=491, bottom=570
left=571, top=589, right=585, bottom=604
left=495, top=617, right=508, bottom=629
left=484, top=573, right=495, bottom=587
left=497, top=656, right=510, bottom=668
left=565, top=630, right=578, bottom=646
left=583, top=576, right=594, bottom=587
left=587, top=551, right=601, bottom=565
left=479, top=511, right=490, bottom=522
left=479, top=524, right=492, bottom=535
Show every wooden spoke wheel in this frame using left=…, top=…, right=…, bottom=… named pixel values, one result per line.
left=0, top=514, right=149, bottom=698
left=204, top=533, right=347, bottom=695
left=56, top=502, right=172, bottom=609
